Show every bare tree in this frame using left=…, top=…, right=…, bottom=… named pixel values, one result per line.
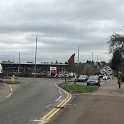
left=109, top=33, right=124, bottom=54
left=109, top=33, right=124, bottom=77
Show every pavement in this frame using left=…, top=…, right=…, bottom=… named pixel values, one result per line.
left=0, top=78, right=65, bottom=124
left=49, top=77, right=124, bottom=124
left=91, top=77, right=124, bottom=96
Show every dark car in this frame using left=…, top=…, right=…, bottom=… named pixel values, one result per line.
left=78, top=75, right=88, bottom=82
left=87, top=75, right=100, bottom=86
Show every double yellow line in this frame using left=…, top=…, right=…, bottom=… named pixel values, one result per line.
left=38, top=85, right=72, bottom=124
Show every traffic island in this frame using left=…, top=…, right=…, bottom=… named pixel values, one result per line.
left=59, top=82, right=97, bottom=93
left=3, top=77, right=20, bottom=84
left=6, top=80, right=20, bottom=84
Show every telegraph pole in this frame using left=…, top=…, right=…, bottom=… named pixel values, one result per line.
left=18, top=51, right=21, bottom=73
left=34, top=33, right=38, bottom=77
left=92, top=52, right=94, bottom=62
left=97, top=55, right=99, bottom=62
left=78, top=47, right=79, bottom=64
left=77, top=47, right=80, bottom=77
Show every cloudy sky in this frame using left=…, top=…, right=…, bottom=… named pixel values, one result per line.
left=0, top=0, right=124, bottom=63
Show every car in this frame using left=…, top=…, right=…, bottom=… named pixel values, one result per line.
left=87, top=75, right=100, bottom=86
left=103, top=75, right=110, bottom=80
left=103, top=75, right=108, bottom=80
left=99, top=74, right=103, bottom=78
left=64, top=73, right=69, bottom=78
left=78, top=75, right=88, bottom=82
left=57, top=73, right=65, bottom=78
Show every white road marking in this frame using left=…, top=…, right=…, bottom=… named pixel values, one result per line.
left=6, top=85, right=13, bottom=98
left=45, top=103, right=54, bottom=109
left=55, top=95, right=62, bottom=102
left=39, top=88, right=72, bottom=123
left=32, top=82, right=72, bottom=124
left=32, top=119, right=48, bottom=124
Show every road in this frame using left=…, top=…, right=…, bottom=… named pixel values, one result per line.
left=49, top=79, right=124, bottom=124
left=0, top=78, right=61, bottom=124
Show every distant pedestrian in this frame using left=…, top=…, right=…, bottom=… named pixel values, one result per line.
left=98, top=77, right=101, bottom=87
left=117, top=75, right=121, bottom=88
left=118, top=72, right=121, bottom=88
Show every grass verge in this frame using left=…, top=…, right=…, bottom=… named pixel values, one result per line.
left=59, top=82, right=97, bottom=93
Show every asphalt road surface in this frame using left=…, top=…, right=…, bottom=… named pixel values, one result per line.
left=0, top=78, right=61, bottom=124
left=49, top=94, right=124, bottom=124
left=49, top=79, right=124, bottom=124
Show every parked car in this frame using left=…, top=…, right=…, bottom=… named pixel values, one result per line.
left=87, top=75, right=100, bottom=86
left=64, top=73, right=69, bottom=78
left=99, top=74, right=103, bottom=78
left=103, top=75, right=108, bottom=80
left=68, top=72, right=75, bottom=78
left=103, top=75, right=110, bottom=80
left=57, top=73, right=65, bottom=78
left=78, top=75, right=88, bottom=82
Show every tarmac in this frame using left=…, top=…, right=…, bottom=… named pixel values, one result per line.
left=0, top=78, right=18, bottom=101
left=49, top=77, right=124, bottom=124
left=0, top=82, right=10, bottom=97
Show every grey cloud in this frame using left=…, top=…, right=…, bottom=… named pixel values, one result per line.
left=0, top=0, right=124, bottom=62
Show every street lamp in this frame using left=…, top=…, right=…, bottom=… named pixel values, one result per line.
left=34, top=33, right=38, bottom=77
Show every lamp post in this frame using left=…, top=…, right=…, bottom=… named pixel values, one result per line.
left=34, top=33, right=38, bottom=77
left=77, top=47, right=80, bottom=78
left=18, top=51, right=21, bottom=73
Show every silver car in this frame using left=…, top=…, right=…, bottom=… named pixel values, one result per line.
left=87, top=75, right=100, bottom=86
left=78, top=75, right=88, bottom=82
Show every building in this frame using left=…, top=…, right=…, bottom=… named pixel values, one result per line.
left=1, top=63, right=68, bottom=77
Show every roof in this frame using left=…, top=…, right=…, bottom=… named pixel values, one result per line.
left=1, top=63, right=68, bottom=66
